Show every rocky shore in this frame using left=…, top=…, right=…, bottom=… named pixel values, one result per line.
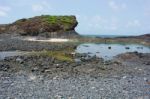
left=0, top=32, right=150, bottom=99
left=0, top=51, right=150, bottom=98
left=0, top=15, right=150, bottom=98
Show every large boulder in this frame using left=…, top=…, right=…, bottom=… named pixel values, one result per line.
left=0, top=15, right=79, bottom=37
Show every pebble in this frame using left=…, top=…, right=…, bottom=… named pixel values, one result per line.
left=144, top=78, right=148, bottom=82
left=122, top=76, right=127, bottom=79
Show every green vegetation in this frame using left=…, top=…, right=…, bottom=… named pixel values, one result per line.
left=42, top=15, right=75, bottom=24
left=14, top=15, right=76, bottom=25
left=41, top=15, right=76, bottom=30
left=31, top=49, right=74, bottom=62
left=41, top=51, right=73, bottom=62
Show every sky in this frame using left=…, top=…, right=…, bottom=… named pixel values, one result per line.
left=0, top=0, right=150, bottom=35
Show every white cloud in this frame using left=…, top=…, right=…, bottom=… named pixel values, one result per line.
left=126, top=20, right=141, bottom=28
left=32, top=4, right=44, bottom=12
left=109, top=1, right=118, bottom=11
left=32, top=1, right=52, bottom=12
left=80, top=15, right=119, bottom=31
left=0, top=11, right=7, bottom=17
left=108, top=1, right=127, bottom=11
left=87, top=16, right=107, bottom=29
left=0, top=6, right=11, bottom=17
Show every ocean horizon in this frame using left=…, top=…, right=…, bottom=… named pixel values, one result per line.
left=80, top=34, right=136, bottom=38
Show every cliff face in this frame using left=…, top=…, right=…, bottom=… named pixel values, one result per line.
left=0, top=15, right=78, bottom=37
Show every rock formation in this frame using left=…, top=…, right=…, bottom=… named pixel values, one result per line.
left=0, top=15, right=79, bottom=38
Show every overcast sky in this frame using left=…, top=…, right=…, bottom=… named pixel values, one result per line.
left=0, top=0, right=150, bottom=35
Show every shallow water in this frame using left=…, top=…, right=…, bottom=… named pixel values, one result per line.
left=0, top=51, right=28, bottom=60
left=0, top=43, right=150, bottom=61
left=76, top=43, right=150, bottom=60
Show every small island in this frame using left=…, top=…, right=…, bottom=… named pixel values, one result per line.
left=0, top=15, right=78, bottom=37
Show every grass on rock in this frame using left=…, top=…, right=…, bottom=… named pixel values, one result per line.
left=31, top=49, right=74, bottom=62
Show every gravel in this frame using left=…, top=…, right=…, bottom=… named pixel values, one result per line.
left=0, top=53, right=149, bottom=99
left=0, top=71, right=150, bottom=99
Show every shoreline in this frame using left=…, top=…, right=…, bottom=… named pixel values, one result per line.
left=0, top=33, right=150, bottom=98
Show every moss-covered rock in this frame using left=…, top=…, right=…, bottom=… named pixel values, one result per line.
left=0, top=15, right=78, bottom=37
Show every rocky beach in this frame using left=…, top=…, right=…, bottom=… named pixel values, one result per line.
left=0, top=15, right=150, bottom=99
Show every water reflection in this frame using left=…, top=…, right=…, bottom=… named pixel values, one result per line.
left=76, top=43, right=150, bottom=60
left=0, top=51, right=28, bottom=60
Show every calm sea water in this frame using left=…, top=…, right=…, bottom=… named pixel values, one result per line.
left=76, top=43, right=150, bottom=60
left=81, top=35, right=134, bottom=38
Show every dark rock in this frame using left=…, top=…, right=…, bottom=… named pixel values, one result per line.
left=116, top=52, right=149, bottom=60
left=0, top=64, right=10, bottom=71
left=83, top=45, right=89, bottom=47
left=103, top=60, right=112, bottom=65
left=108, top=47, right=111, bottom=49
left=137, top=47, right=143, bottom=49
left=31, top=67, right=39, bottom=72
left=125, top=47, right=130, bottom=49
left=144, top=62, right=150, bottom=65
left=75, top=53, right=88, bottom=58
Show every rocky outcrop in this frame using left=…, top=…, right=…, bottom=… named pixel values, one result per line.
left=0, top=15, right=78, bottom=37
left=136, top=34, right=150, bottom=39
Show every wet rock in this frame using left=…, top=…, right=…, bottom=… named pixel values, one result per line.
left=31, top=67, right=39, bottom=72
left=75, top=53, right=88, bottom=59
left=103, top=60, right=112, bottom=65
left=125, top=47, right=130, bottom=49
left=83, top=45, right=89, bottom=47
left=108, top=47, right=111, bottom=49
left=116, top=52, right=145, bottom=60
left=0, top=64, right=10, bottom=71
left=88, top=52, right=92, bottom=54
left=144, top=62, right=150, bottom=65
left=137, top=47, right=143, bottom=49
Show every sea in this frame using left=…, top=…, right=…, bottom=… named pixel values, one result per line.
left=81, top=35, right=135, bottom=38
